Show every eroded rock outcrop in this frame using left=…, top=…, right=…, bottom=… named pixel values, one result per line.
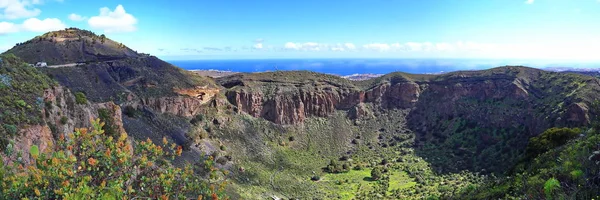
left=221, top=68, right=599, bottom=128
left=43, top=85, right=125, bottom=136
left=225, top=80, right=422, bottom=124
left=1, top=125, right=53, bottom=166
left=227, top=87, right=366, bottom=124
left=135, top=87, right=220, bottom=117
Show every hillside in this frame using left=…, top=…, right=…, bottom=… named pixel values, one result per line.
left=2, top=29, right=600, bottom=199
left=0, top=54, right=55, bottom=149
left=4, top=28, right=139, bottom=65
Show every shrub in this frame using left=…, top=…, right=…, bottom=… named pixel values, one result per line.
left=74, top=92, right=87, bottom=104
left=325, top=159, right=346, bottom=173
left=199, top=131, right=209, bottom=140
left=15, top=100, right=26, bottom=108
left=97, top=108, right=117, bottom=138
left=371, top=167, right=383, bottom=180
left=216, top=157, right=228, bottom=165
left=570, top=169, right=584, bottom=180
left=544, top=178, right=561, bottom=199
left=60, top=116, right=68, bottom=125
left=526, top=127, right=580, bottom=159
left=123, top=106, right=138, bottom=118
left=3, top=124, right=18, bottom=136
left=311, top=175, right=320, bottom=181
left=190, top=114, right=204, bottom=125
left=0, top=119, right=229, bottom=199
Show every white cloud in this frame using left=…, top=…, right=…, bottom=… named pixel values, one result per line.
left=88, top=5, right=137, bottom=33
left=284, top=42, right=299, bottom=50
left=0, top=0, right=42, bottom=19
left=330, top=47, right=345, bottom=51
left=525, top=0, right=534, bottom=4
left=363, top=43, right=391, bottom=51
left=252, top=38, right=264, bottom=49
left=344, top=43, right=356, bottom=50
left=68, top=13, right=86, bottom=21
left=0, top=21, right=18, bottom=34
left=405, top=42, right=423, bottom=51
left=283, top=42, right=323, bottom=51
left=0, top=17, right=65, bottom=34
left=302, top=42, right=320, bottom=51
left=21, top=17, right=65, bottom=32
left=435, top=43, right=454, bottom=51
left=390, top=43, right=403, bottom=49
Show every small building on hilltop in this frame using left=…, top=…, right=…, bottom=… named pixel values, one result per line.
left=35, top=62, right=47, bottom=67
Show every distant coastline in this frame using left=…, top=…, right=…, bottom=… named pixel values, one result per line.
left=174, top=59, right=600, bottom=79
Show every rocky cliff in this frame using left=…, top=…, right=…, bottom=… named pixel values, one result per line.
left=221, top=72, right=424, bottom=124
left=217, top=68, right=600, bottom=173
left=221, top=68, right=598, bottom=127
left=1, top=85, right=126, bottom=165
left=43, top=85, right=125, bottom=135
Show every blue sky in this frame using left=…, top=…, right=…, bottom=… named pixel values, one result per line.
left=1, top=0, right=600, bottom=60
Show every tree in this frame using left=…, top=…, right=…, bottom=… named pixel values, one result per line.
left=325, top=159, right=346, bottom=173
left=371, top=167, right=383, bottom=180
left=100, top=34, right=106, bottom=44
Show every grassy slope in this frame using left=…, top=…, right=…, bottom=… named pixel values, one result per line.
left=0, top=54, right=55, bottom=149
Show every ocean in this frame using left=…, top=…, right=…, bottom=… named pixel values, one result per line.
left=167, top=59, right=600, bottom=76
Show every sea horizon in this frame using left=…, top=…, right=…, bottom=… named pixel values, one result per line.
left=167, top=58, right=600, bottom=76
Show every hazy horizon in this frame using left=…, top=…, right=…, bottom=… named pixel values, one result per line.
left=2, top=0, right=600, bottom=62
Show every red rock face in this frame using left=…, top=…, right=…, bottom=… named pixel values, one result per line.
left=1, top=125, right=53, bottom=166
left=225, top=81, right=422, bottom=124
left=5, top=86, right=129, bottom=166
left=138, top=96, right=207, bottom=117
left=224, top=74, right=594, bottom=128
left=364, top=82, right=421, bottom=109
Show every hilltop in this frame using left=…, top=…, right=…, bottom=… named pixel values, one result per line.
left=4, top=28, right=140, bottom=65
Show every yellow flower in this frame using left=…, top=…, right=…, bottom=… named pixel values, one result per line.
left=34, top=188, right=41, bottom=196
left=163, top=137, right=168, bottom=145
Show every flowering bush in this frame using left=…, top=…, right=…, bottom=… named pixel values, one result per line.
left=0, top=119, right=228, bottom=199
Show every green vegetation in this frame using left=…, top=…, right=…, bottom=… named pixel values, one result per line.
left=74, top=92, right=87, bottom=104
left=97, top=108, right=118, bottom=138
left=60, top=116, right=68, bottom=125
left=371, top=167, right=383, bottom=180
left=525, top=127, right=581, bottom=160
left=0, top=119, right=229, bottom=199
left=458, top=127, right=600, bottom=199
left=123, top=105, right=139, bottom=118
left=544, top=178, right=561, bottom=199
left=5, top=28, right=600, bottom=199
left=0, top=54, right=54, bottom=150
